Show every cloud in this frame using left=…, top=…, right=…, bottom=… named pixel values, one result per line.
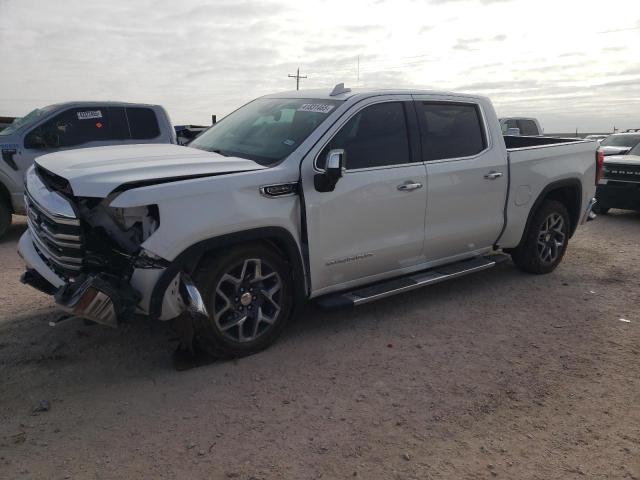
left=0, top=0, right=639, bottom=131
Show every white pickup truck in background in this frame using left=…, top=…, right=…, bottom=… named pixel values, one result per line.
left=0, top=101, right=175, bottom=238
left=18, top=86, right=599, bottom=358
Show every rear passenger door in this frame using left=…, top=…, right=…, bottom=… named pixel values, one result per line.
left=302, top=97, right=427, bottom=295
left=413, top=98, right=508, bottom=262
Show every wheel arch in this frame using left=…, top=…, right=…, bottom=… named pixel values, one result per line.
left=519, top=179, right=582, bottom=247
left=148, top=227, right=307, bottom=319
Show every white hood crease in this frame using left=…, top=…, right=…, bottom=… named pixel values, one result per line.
left=35, top=144, right=265, bottom=198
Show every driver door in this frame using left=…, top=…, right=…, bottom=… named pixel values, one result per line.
left=301, top=97, right=427, bottom=296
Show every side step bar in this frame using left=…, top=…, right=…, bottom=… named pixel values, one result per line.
left=316, top=254, right=510, bottom=309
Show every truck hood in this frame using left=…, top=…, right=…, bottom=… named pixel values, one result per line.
left=601, top=146, right=632, bottom=156
left=603, top=154, right=640, bottom=166
left=35, top=144, right=266, bottom=197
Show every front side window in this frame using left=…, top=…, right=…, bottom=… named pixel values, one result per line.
left=25, top=107, right=112, bottom=149
left=419, top=102, right=486, bottom=161
left=318, top=102, right=410, bottom=170
left=0, top=106, right=56, bottom=137
left=190, top=98, right=342, bottom=165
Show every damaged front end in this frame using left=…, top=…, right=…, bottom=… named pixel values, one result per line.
left=53, top=274, right=140, bottom=328
left=19, top=165, right=203, bottom=327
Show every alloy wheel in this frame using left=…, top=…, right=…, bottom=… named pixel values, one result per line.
left=536, top=213, right=565, bottom=265
left=212, top=258, right=282, bottom=343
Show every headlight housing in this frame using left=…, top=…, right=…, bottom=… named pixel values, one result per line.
left=108, top=205, right=159, bottom=242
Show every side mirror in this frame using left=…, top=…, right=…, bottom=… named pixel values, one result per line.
left=314, top=149, right=345, bottom=192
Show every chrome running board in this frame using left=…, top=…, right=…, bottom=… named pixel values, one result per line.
left=316, top=254, right=509, bottom=309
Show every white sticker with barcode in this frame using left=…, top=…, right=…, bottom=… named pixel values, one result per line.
left=77, top=110, right=103, bottom=120
left=297, top=104, right=335, bottom=114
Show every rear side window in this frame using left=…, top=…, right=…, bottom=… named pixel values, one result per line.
left=418, top=102, right=486, bottom=161
left=126, top=107, right=160, bottom=139
left=319, top=102, right=410, bottom=170
left=25, top=107, right=112, bottom=149
left=517, top=119, right=539, bottom=136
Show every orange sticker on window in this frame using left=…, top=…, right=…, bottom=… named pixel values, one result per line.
left=96, top=122, right=103, bottom=128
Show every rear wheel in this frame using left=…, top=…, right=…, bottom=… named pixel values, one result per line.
left=511, top=200, right=570, bottom=274
left=0, top=198, right=12, bottom=240
left=192, top=245, right=293, bottom=359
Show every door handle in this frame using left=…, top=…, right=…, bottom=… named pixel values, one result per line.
left=397, top=182, right=423, bottom=191
left=484, top=171, right=503, bottom=180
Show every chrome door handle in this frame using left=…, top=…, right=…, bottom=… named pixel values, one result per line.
left=397, top=182, right=423, bottom=191
left=484, top=171, right=503, bottom=180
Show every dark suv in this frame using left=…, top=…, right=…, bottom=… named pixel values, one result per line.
left=596, top=142, right=640, bottom=214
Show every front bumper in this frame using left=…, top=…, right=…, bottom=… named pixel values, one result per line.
left=19, top=230, right=138, bottom=327
left=18, top=230, right=206, bottom=326
left=596, top=182, right=640, bottom=211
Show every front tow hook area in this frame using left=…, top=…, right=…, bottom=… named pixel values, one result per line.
left=54, top=274, right=141, bottom=328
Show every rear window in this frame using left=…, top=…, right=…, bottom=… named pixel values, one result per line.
left=517, top=119, right=539, bottom=136
left=419, top=102, right=486, bottom=161
left=126, top=107, right=160, bottom=139
left=600, top=134, right=640, bottom=148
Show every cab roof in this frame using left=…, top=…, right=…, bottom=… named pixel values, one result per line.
left=262, top=86, right=485, bottom=102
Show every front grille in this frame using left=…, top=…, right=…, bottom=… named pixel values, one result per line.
left=25, top=170, right=84, bottom=276
left=603, top=163, right=640, bottom=182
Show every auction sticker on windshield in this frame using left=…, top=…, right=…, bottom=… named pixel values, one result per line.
left=298, top=104, right=335, bottom=114
left=77, top=110, right=103, bottom=120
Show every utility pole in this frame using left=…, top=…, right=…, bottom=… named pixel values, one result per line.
left=357, top=56, right=360, bottom=85
left=288, top=67, right=307, bottom=90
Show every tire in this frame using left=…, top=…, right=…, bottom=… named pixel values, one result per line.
left=0, top=198, right=12, bottom=240
left=192, top=244, right=293, bottom=359
left=511, top=200, right=570, bottom=274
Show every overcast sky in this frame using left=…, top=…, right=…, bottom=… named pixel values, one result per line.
left=1, top=0, right=638, bottom=132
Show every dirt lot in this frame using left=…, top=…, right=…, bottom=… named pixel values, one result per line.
left=0, top=214, right=639, bottom=480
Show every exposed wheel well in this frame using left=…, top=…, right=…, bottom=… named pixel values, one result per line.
left=509, top=180, right=582, bottom=253
left=148, top=227, right=307, bottom=319
left=544, top=185, right=581, bottom=236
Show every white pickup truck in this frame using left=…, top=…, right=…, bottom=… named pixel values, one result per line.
left=0, top=101, right=175, bottom=238
left=18, top=85, right=599, bottom=358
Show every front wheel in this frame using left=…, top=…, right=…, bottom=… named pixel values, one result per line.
left=511, top=200, right=570, bottom=274
left=192, top=245, right=293, bottom=359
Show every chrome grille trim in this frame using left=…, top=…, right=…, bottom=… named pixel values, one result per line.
left=25, top=167, right=84, bottom=275
left=26, top=216, right=82, bottom=250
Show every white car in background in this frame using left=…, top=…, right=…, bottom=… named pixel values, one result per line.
left=584, top=134, right=609, bottom=143
left=599, top=132, right=640, bottom=156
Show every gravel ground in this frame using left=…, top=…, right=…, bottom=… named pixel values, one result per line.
left=0, top=213, right=639, bottom=480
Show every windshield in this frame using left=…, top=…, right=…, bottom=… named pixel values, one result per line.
left=0, top=106, right=55, bottom=136
left=628, top=142, right=640, bottom=156
left=600, top=134, right=640, bottom=148
left=189, top=98, right=343, bottom=165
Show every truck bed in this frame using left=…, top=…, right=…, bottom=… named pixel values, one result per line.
left=498, top=135, right=597, bottom=248
left=504, top=135, right=588, bottom=149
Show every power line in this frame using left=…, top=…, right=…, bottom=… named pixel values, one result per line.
left=288, top=67, right=307, bottom=90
